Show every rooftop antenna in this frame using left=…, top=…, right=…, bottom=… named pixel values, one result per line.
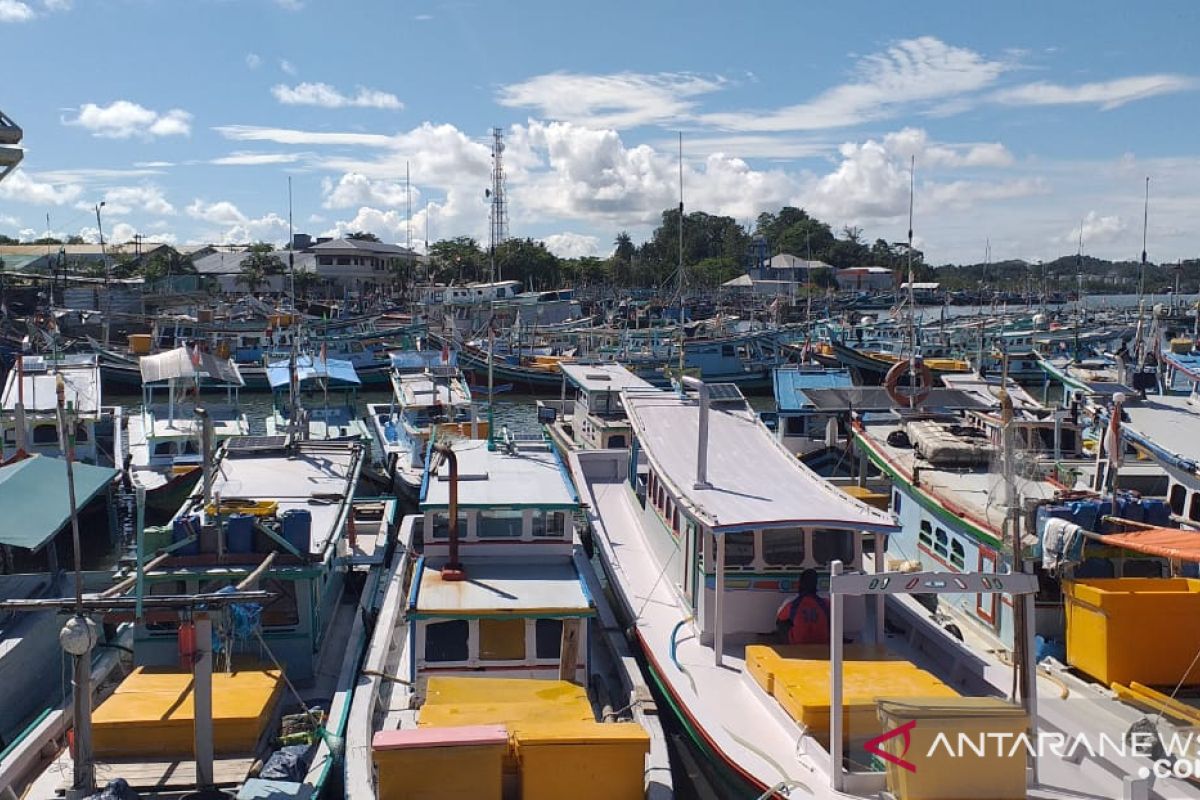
left=287, top=176, right=295, bottom=304
left=1139, top=176, right=1150, bottom=299
left=488, top=127, right=508, bottom=283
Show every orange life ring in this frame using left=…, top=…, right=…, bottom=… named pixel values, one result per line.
left=884, top=357, right=933, bottom=407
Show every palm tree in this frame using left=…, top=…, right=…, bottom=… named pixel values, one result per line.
left=237, top=261, right=265, bottom=294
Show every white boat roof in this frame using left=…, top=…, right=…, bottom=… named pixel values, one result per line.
left=622, top=389, right=897, bottom=533
left=395, top=371, right=470, bottom=409
left=939, top=373, right=1042, bottom=410
left=145, top=405, right=247, bottom=439
left=421, top=438, right=577, bottom=509
left=410, top=560, right=593, bottom=617
left=1, top=355, right=100, bottom=414
left=560, top=362, right=654, bottom=393
left=1123, top=394, right=1200, bottom=465
left=139, top=346, right=244, bottom=387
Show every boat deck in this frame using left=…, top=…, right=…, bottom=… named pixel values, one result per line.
left=1123, top=393, right=1200, bottom=464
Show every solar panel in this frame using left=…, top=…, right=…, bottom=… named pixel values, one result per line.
left=225, top=435, right=288, bottom=454
left=706, top=383, right=745, bottom=403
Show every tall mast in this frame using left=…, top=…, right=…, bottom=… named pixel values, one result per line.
left=287, top=176, right=295, bottom=303
left=488, top=128, right=508, bottom=283
left=406, top=161, right=412, bottom=252
left=1139, top=176, right=1150, bottom=300
left=677, top=132, right=685, bottom=372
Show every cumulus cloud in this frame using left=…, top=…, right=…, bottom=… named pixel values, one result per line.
left=245, top=53, right=262, bottom=69
left=0, top=0, right=34, bottom=22
left=279, top=59, right=297, bottom=76
left=272, top=82, right=402, bottom=110
left=66, top=100, right=192, bottom=139
left=82, top=185, right=175, bottom=216
left=186, top=198, right=289, bottom=244
left=541, top=233, right=600, bottom=259
left=995, top=75, right=1196, bottom=110
left=498, top=71, right=725, bottom=129
left=322, top=172, right=413, bottom=209
left=880, top=128, right=1013, bottom=168
left=700, top=37, right=1008, bottom=132
left=0, top=168, right=83, bottom=205
left=1064, top=211, right=1127, bottom=246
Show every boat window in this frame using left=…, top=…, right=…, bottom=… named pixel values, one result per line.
left=431, top=512, right=467, bottom=540
left=32, top=425, right=58, bottom=445
left=672, top=506, right=680, bottom=534
left=535, top=619, right=563, bottom=659
left=762, top=528, right=805, bottom=567
left=479, top=618, right=526, bottom=661
left=934, top=528, right=948, bottom=558
left=1170, top=483, right=1187, bottom=516
left=919, top=520, right=933, bottom=547
left=812, top=529, right=855, bottom=566
left=784, top=416, right=806, bottom=437
left=1122, top=559, right=1165, bottom=578
left=260, top=579, right=300, bottom=628
left=1190, top=493, right=1200, bottom=523
left=607, top=434, right=626, bottom=448
left=721, top=344, right=735, bottom=358
left=722, top=531, right=756, bottom=568
left=153, top=441, right=176, bottom=457
left=183, top=440, right=199, bottom=455
left=532, top=511, right=567, bottom=538
left=893, top=492, right=902, bottom=515
left=2, top=429, right=13, bottom=445
left=478, top=509, right=524, bottom=538
left=74, top=424, right=89, bottom=443
left=950, top=539, right=965, bottom=570
left=424, top=620, right=469, bottom=662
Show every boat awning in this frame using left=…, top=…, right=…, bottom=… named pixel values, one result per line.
left=139, top=346, right=244, bottom=387
left=0, top=455, right=117, bottom=551
left=390, top=350, right=457, bottom=370
left=266, top=356, right=361, bottom=389
left=1096, top=528, right=1200, bottom=563
left=801, top=387, right=990, bottom=412
left=409, top=560, right=594, bottom=619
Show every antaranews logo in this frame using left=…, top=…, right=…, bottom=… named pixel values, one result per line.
left=865, top=720, right=918, bottom=773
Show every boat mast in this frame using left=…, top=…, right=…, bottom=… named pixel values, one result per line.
left=906, top=155, right=917, bottom=407
left=1139, top=176, right=1150, bottom=301
left=677, top=132, right=685, bottom=374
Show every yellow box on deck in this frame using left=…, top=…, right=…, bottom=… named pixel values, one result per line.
left=515, top=720, right=649, bottom=800
left=205, top=499, right=279, bottom=518
left=746, top=644, right=896, bottom=696
left=841, top=485, right=891, bottom=510
left=1064, top=578, right=1200, bottom=686
left=373, top=725, right=508, bottom=800
left=92, top=667, right=281, bottom=758
left=127, top=334, right=153, bottom=355
left=877, top=697, right=1029, bottom=800
left=420, top=677, right=594, bottom=729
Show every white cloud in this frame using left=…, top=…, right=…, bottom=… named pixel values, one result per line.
left=414, top=13, right=432, bottom=20
left=279, top=59, right=297, bottom=76
left=42, top=0, right=71, bottom=9
left=0, top=0, right=34, bottom=22
left=321, top=206, right=413, bottom=244
left=210, top=152, right=306, bottom=166
left=541, top=232, right=599, bottom=259
left=66, top=100, right=192, bottom=139
left=700, top=37, right=1008, bottom=132
left=995, top=75, right=1196, bottom=110
left=245, top=53, right=262, bottom=69
left=215, top=125, right=395, bottom=148
left=81, top=185, right=175, bottom=216
left=880, top=128, right=1013, bottom=169
left=0, top=168, right=83, bottom=205
left=322, top=172, right=413, bottom=209
left=275, top=0, right=303, bottom=9
left=1064, top=211, right=1127, bottom=246
left=497, top=71, right=725, bottom=129
left=186, top=199, right=289, bottom=244
left=271, top=82, right=403, bottom=110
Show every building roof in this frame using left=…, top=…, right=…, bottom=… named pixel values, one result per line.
left=0, top=243, right=172, bottom=257
left=772, top=367, right=854, bottom=412
left=309, top=238, right=417, bottom=256
left=409, top=560, right=594, bottom=619
left=2, top=354, right=101, bottom=414
left=560, top=363, right=654, bottom=393
left=767, top=254, right=832, bottom=270
left=421, top=439, right=577, bottom=510
left=0, top=455, right=117, bottom=551
left=192, top=249, right=249, bottom=275
left=622, top=388, right=898, bottom=533
left=139, top=346, right=244, bottom=387
left=900, top=281, right=941, bottom=289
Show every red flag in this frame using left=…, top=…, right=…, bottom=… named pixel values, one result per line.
left=442, top=341, right=450, bottom=363
left=190, top=344, right=202, bottom=367
left=1106, top=393, right=1125, bottom=468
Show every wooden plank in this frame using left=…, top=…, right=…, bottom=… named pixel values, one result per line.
left=57, top=756, right=256, bottom=791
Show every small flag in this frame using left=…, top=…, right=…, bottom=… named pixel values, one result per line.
left=441, top=341, right=450, bottom=363
left=320, top=341, right=328, bottom=363
left=190, top=344, right=202, bottom=368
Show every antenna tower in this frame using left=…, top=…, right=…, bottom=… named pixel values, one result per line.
left=489, top=127, right=509, bottom=282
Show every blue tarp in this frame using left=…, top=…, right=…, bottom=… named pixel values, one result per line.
left=772, top=367, right=853, bottom=412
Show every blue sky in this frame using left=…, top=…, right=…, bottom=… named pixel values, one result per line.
left=1, top=0, right=1198, bottom=264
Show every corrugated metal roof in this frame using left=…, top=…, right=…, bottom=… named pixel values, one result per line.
left=139, top=346, right=244, bottom=387
left=772, top=367, right=853, bottom=412
left=265, top=356, right=361, bottom=389
left=0, top=455, right=117, bottom=550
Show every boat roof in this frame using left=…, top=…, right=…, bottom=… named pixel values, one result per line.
left=797, top=387, right=990, bottom=413
left=622, top=388, right=897, bottom=533
left=390, top=350, right=458, bottom=371
left=139, top=346, right=244, bottom=387
left=0, top=455, right=117, bottom=551
left=1121, top=394, right=1200, bottom=469
left=265, top=356, right=360, bottom=389
left=2, top=354, right=101, bottom=414
left=1163, top=351, right=1200, bottom=383
left=409, top=559, right=594, bottom=619
left=395, top=371, right=470, bottom=409
left=421, top=438, right=577, bottom=510
left=939, top=373, right=1043, bottom=410
left=772, top=367, right=852, bottom=412
left=559, top=362, right=654, bottom=393
left=1097, top=527, right=1200, bottom=562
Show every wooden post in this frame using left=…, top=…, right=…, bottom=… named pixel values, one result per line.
left=558, top=618, right=580, bottom=683
left=193, top=613, right=214, bottom=790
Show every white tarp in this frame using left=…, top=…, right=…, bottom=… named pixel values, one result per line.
left=138, top=346, right=244, bottom=387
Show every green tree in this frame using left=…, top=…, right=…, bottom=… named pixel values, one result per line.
left=494, top=238, right=561, bottom=289
left=141, top=252, right=172, bottom=282
left=0, top=234, right=17, bottom=245
left=66, top=235, right=86, bottom=245
left=347, top=231, right=381, bottom=242
left=612, top=231, right=635, bottom=286
left=292, top=268, right=321, bottom=298
left=429, top=237, right=485, bottom=283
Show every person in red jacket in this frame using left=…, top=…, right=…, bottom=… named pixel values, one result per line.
left=776, top=569, right=830, bottom=645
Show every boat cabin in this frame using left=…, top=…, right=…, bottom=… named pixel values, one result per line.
left=552, top=362, right=655, bottom=450
left=770, top=365, right=853, bottom=459
left=1, top=353, right=106, bottom=463
left=409, top=435, right=592, bottom=684
left=265, top=355, right=364, bottom=441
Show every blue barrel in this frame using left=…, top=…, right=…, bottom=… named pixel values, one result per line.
left=281, top=509, right=312, bottom=555
left=172, top=515, right=201, bottom=556
left=226, top=514, right=255, bottom=554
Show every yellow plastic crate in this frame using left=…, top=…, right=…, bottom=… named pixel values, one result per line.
left=1064, top=578, right=1200, bottom=686
left=745, top=643, right=896, bottom=696
left=373, top=725, right=507, bottom=800
left=514, top=720, right=649, bottom=800
left=877, top=697, right=1028, bottom=800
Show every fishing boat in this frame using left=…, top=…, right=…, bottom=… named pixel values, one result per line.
left=828, top=340, right=970, bottom=385
left=344, top=431, right=672, bottom=800
left=540, top=362, right=656, bottom=455
left=264, top=354, right=373, bottom=449
left=766, top=365, right=854, bottom=467
left=2, top=434, right=397, bottom=799
left=365, top=349, right=480, bottom=497
left=568, top=380, right=1195, bottom=798
left=124, top=346, right=249, bottom=519
left=1, top=353, right=118, bottom=466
